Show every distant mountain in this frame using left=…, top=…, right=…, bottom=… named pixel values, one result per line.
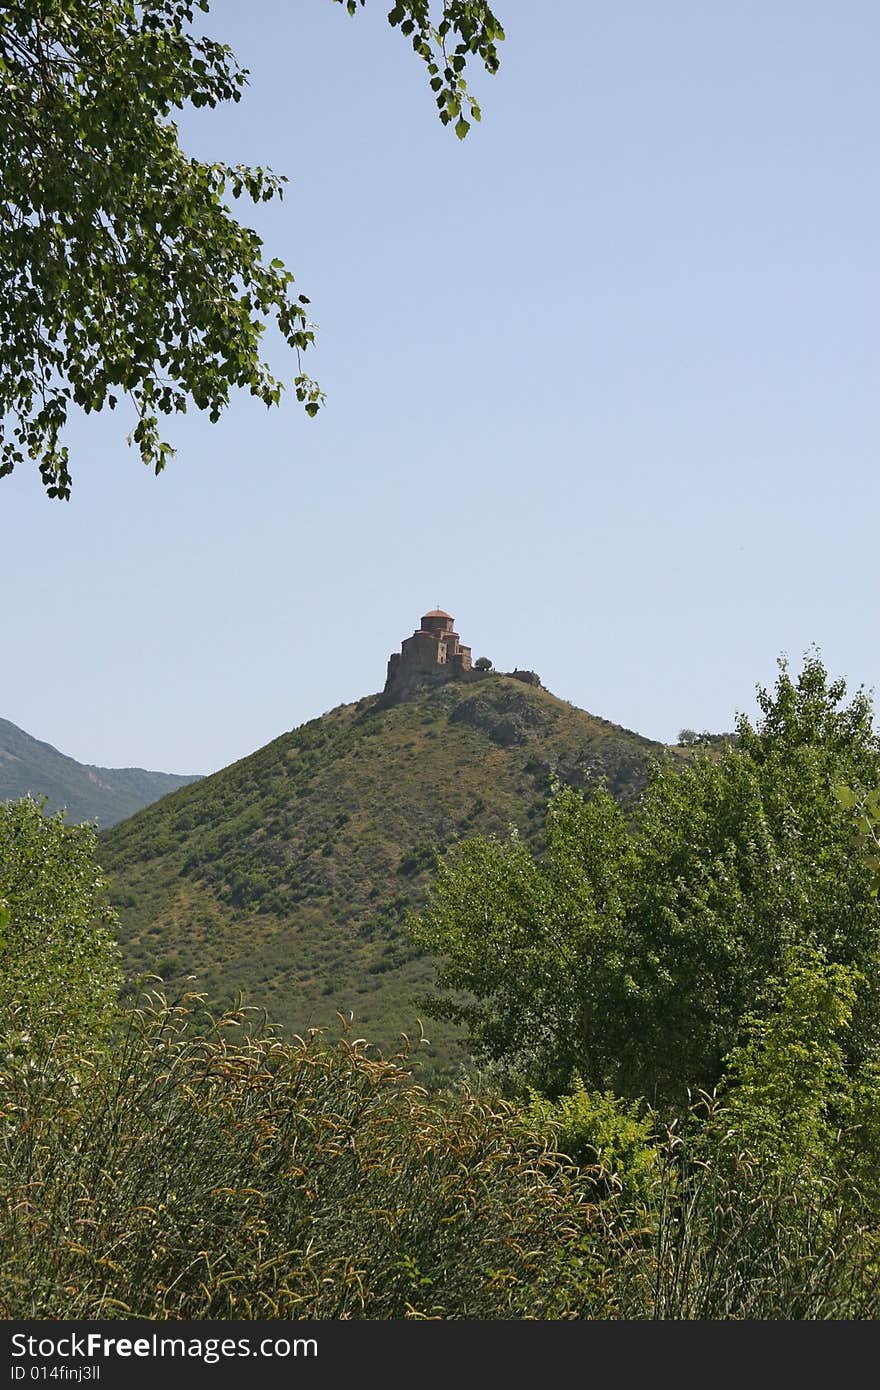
left=101, top=675, right=683, bottom=1079
left=0, top=717, right=201, bottom=828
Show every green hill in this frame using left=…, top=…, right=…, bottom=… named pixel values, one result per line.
left=0, top=717, right=201, bottom=828
left=101, top=676, right=674, bottom=1078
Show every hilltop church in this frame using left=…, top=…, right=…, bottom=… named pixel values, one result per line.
left=384, top=609, right=472, bottom=696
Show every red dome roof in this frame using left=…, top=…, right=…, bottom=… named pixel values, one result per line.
left=422, top=608, right=452, bottom=619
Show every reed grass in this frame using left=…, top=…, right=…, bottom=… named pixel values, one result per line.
left=0, top=993, right=598, bottom=1319
left=3, top=1002, right=877, bottom=1319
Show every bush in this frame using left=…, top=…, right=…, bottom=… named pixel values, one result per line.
left=527, top=1079, right=660, bottom=1206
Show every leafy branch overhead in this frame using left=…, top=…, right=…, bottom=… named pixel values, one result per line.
left=0, top=1, right=504, bottom=499
left=338, top=1, right=504, bottom=139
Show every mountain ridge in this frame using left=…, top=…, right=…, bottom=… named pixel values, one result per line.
left=0, top=716, right=202, bottom=828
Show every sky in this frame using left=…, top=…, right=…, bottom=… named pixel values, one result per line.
left=2, top=0, right=878, bottom=775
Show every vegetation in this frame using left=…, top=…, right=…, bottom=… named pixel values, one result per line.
left=101, top=676, right=666, bottom=1077
left=0, top=1, right=503, bottom=498
left=526, top=1079, right=660, bottom=1206
left=595, top=1095, right=880, bottom=1320
left=412, top=656, right=880, bottom=1107
left=0, top=716, right=200, bottom=827
left=0, top=994, right=600, bottom=1319
left=3, top=656, right=880, bottom=1319
left=2, top=991, right=877, bottom=1319
left=0, top=796, right=121, bottom=1053
left=677, top=727, right=737, bottom=748
left=837, top=779, right=880, bottom=893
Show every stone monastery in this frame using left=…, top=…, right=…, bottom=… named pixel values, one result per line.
left=384, top=609, right=472, bottom=696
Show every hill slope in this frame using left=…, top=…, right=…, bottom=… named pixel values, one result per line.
left=0, top=717, right=201, bottom=828
left=101, top=677, right=673, bottom=1077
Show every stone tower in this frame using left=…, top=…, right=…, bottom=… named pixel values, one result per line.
left=384, top=608, right=472, bottom=697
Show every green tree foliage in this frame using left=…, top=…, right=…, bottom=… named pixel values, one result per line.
left=719, top=944, right=859, bottom=1174
left=0, top=1, right=503, bottom=498
left=678, top=728, right=736, bottom=748
left=411, top=655, right=880, bottom=1104
left=715, top=939, right=880, bottom=1202
left=339, top=1, right=503, bottom=139
left=411, top=779, right=636, bottom=1096
left=836, top=780, right=880, bottom=893
left=0, top=797, right=121, bottom=1049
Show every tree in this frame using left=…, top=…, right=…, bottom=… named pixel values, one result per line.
left=0, top=1, right=504, bottom=498
left=718, top=943, right=858, bottom=1176
left=411, top=655, right=880, bottom=1105
left=0, top=797, right=121, bottom=1051
left=474, top=655, right=493, bottom=670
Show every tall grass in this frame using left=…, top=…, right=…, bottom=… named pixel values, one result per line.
left=2, top=1002, right=878, bottom=1319
left=596, top=1102, right=880, bottom=1319
left=0, top=994, right=599, bottom=1319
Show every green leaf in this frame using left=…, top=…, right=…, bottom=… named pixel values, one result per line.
left=0, top=0, right=502, bottom=497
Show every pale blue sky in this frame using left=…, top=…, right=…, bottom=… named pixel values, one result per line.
left=2, top=1, right=877, bottom=774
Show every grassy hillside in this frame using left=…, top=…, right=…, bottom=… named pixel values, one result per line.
left=0, top=717, right=201, bottom=827
left=101, top=676, right=674, bottom=1078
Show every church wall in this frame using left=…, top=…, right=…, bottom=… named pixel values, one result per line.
left=384, top=612, right=477, bottom=695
